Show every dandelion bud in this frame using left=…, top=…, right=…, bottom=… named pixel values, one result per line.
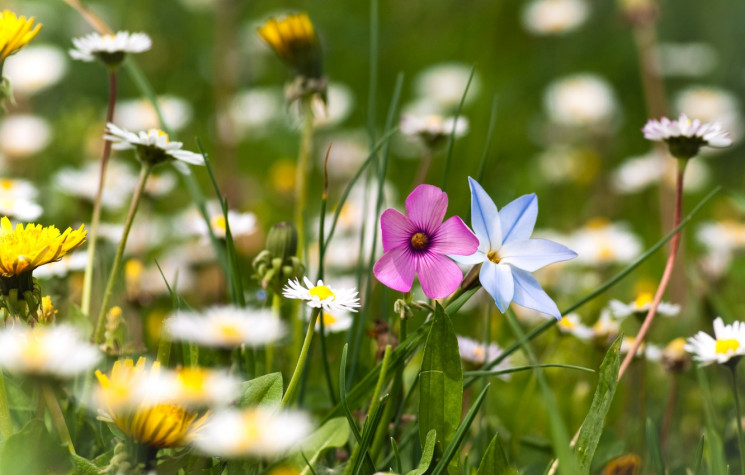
left=267, top=221, right=298, bottom=260
left=36, top=296, right=57, bottom=325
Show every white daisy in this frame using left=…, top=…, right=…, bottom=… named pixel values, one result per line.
left=642, top=113, right=731, bottom=158
left=620, top=336, right=662, bottom=362
left=457, top=336, right=512, bottom=379
left=557, top=314, right=594, bottom=341
left=544, top=74, right=617, bottom=127
left=313, top=311, right=353, bottom=333
left=0, top=325, right=101, bottom=378
left=522, top=0, right=589, bottom=36
left=608, top=292, right=680, bottom=319
left=54, top=159, right=139, bottom=209
left=135, top=366, right=240, bottom=409
left=115, top=95, right=193, bottom=133
left=568, top=219, right=643, bottom=266
left=0, top=115, right=52, bottom=158
left=414, top=62, right=481, bottom=109
left=3, top=44, right=68, bottom=96
left=69, top=31, right=151, bottom=64
left=104, top=123, right=205, bottom=173
left=592, top=310, right=620, bottom=344
left=183, top=204, right=258, bottom=240
left=685, top=317, right=745, bottom=366
left=400, top=114, right=468, bottom=146
left=191, top=408, right=311, bottom=458
left=166, top=306, right=285, bottom=348
left=0, top=178, right=42, bottom=220
left=283, top=277, right=360, bottom=313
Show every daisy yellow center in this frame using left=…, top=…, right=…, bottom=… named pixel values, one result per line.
left=487, top=251, right=501, bottom=264
left=715, top=339, right=740, bottom=355
left=178, top=368, right=207, bottom=395
left=634, top=292, right=653, bottom=309
left=211, top=215, right=227, bottom=232
left=473, top=346, right=485, bottom=358
left=216, top=322, right=243, bottom=342
left=236, top=411, right=262, bottom=450
left=410, top=232, right=428, bottom=250
left=309, top=285, right=335, bottom=300
left=598, top=244, right=614, bottom=261
left=318, top=313, right=337, bottom=326
left=149, top=129, right=170, bottom=142
left=21, top=336, right=46, bottom=367
left=559, top=316, right=576, bottom=329
left=0, top=179, right=14, bottom=190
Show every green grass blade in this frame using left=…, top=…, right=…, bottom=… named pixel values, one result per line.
left=406, top=430, right=436, bottom=475
left=391, top=437, right=403, bottom=474
left=464, top=364, right=594, bottom=378
left=477, top=433, right=516, bottom=475
left=646, top=418, right=665, bottom=474
left=476, top=95, right=499, bottom=183
left=693, top=434, right=704, bottom=474
left=441, top=64, right=475, bottom=191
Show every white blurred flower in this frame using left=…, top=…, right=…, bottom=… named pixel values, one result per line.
left=230, top=87, right=284, bottom=139
left=54, top=159, right=139, bottom=209
left=544, top=74, right=617, bottom=127
left=414, top=62, right=481, bottom=109
left=283, top=277, right=360, bottom=313
left=124, top=253, right=196, bottom=300
left=319, top=130, right=369, bottom=178
left=0, top=178, right=42, bottom=220
left=400, top=114, right=468, bottom=145
left=608, top=292, right=680, bottom=319
left=138, top=367, right=241, bottom=409
left=3, top=44, right=68, bottom=96
left=611, top=152, right=710, bottom=194
left=0, top=115, right=52, bottom=158
left=34, top=251, right=88, bottom=279
left=557, top=314, right=594, bottom=340
left=166, top=306, right=285, bottom=348
left=569, top=219, right=643, bottom=265
left=621, top=337, right=661, bottom=361
left=685, top=317, right=745, bottom=366
left=313, top=311, right=353, bottom=333
left=312, top=82, right=355, bottom=128
left=656, top=43, right=718, bottom=78
left=536, top=145, right=599, bottom=184
left=674, top=86, right=743, bottom=143
left=69, top=31, right=151, bottom=63
left=696, top=220, right=745, bottom=278
left=115, top=96, right=193, bottom=133
left=457, top=336, right=512, bottom=379
left=183, top=204, right=258, bottom=240
left=592, top=310, right=620, bottom=343
left=522, top=0, right=589, bottom=36
left=192, top=408, right=311, bottom=458
left=0, top=325, right=100, bottom=378
left=144, top=169, right=177, bottom=196
left=99, top=217, right=172, bottom=254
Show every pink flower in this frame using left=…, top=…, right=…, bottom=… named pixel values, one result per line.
left=373, top=184, right=479, bottom=299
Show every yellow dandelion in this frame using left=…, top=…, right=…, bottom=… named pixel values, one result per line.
left=0, top=216, right=86, bottom=280
left=0, top=10, right=42, bottom=63
left=257, top=13, right=322, bottom=79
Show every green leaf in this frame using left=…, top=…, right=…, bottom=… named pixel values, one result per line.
left=0, top=419, right=70, bottom=475
left=406, top=429, right=437, bottom=475
left=477, top=433, right=517, bottom=475
left=692, top=434, right=704, bottom=474
left=419, top=303, right=463, bottom=475
left=696, top=366, right=726, bottom=474
left=236, top=372, right=283, bottom=408
left=292, top=417, right=351, bottom=475
left=575, top=336, right=622, bottom=473
left=645, top=418, right=665, bottom=474
left=70, top=454, right=103, bottom=475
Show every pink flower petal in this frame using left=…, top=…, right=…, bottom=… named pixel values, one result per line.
left=415, top=252, right=463, bottom=299
left=380, top=209, right=416, bottom=252
left=405, top=184, right=448, bottom=234
left=373, top=247, right=416, bottom=293
left=429, top=216, right=479, bottom=255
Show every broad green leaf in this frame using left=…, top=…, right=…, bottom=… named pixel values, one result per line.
left=646, top=418, right=665, bottom=474
left=292, top=417, right=350, bottom=475
left=0, top=419, right=70, bottom=475
left=419, top=303, right=463, bottom=475
left=575, top=336, right=622, bottom=473
left=406, top=430, right=437, bottom=475
left=70, top=454, right=104, bottom=475
left=477, top=433, right=517, bottom=475
left=236, top=372, right=283, bottom=408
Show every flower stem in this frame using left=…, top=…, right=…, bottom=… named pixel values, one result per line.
left=732, top=366, right=745, bottom=475
left=281, top=307, right=319, bottom=408
left=618, top=159, right=687, bottom=380
left=41, top=383, right=75, bottom=455
left=266, top=292, right=281, bottom=371
left=81, top=69, right=118, bottom=318
left=93, top=163, right=153, bottom=344
left=294, top=98, right=314, bottom=262
left=0, top=372, right=13, bottom=439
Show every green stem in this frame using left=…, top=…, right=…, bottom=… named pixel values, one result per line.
left=294, top=98, right=314, bottom=262
left=81, top=69, right=118, bottom=318
left=731, top=366, right=745, bottom=475
left=266, top=293, right=281, bottom=372
left=41, top=383, right=75, bottom=455
left=0, top=372, right=13, bottom=439
left=281, top=307, right=319, bottom=408
left=93, top=163, right=153, bottom=344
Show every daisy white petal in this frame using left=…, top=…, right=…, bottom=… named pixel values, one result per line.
left=684, top=317, right=745, bottom=366
left=166, top=306, right=285, bottom=348
left=283, top=277, right=360, bottom=313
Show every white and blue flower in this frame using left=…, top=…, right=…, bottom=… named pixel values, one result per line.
left=452, top=177, right=577, bottom=319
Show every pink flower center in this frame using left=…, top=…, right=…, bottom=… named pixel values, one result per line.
left=410, top=232, right=428, bottom=250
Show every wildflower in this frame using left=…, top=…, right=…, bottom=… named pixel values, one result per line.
left=283, top=277, right=360, bottom=312
left=522, top=0, right=589, bottom=36
left=591, top=310, right=620, bottom=346
left=0, top=178, right=42, bottom=220
left=674, top=86, right=742, bottom=143
left=185, top=206, right=258, bottom=240
left=456, top=336, right=512, bottom=378
left=69, top=31, right=151, bottom=67
left=36, top=295, right=57, bottom=324
left=373, top=184, right=478, bottom=299
left=0, top=325, right=100, bottom=378
left=611, top=152, right=710, bottom=194
left=104, top=123, right=205, bottom=173
left=95, top=358, right=206, bottom=448
left=544, top=74, right=617, bottom=127
left=452, top=178, right=576, bottom=318
left=414, top=62, right=481, bottom=109
left=313, top=311, right=353, bottom=333
left=166, top=306, right=285, bottom=348
left=569, top=219, right=642, bottom=266
left=642, top=113, right=731, bottom=159
left=257, top=13, right=322, bottom=80
left=0, top=114, right=52, bottom=158
left=55, top=160, right=139, bottom=210
left=661, top=337, right=691, bottom=372
left=192, top=408, right=311, bottom=458
left=0, top=10, right=41, bottom=64
left=557, top=314, right=594, bottom=340
left=400, top=114, right=469, bottom=148
left=620, top=336, right=661, bottom=361
left=608, top=292, right=680, bottom=319
left=684, top=317, right=745, bottom=366
left=3, top=44, right=68, bottom=96
left=116, top=95, right=193, bottom=133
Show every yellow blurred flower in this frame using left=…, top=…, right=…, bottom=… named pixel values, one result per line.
left=0, top=216, right=87, bottom=279
left=36, top=295, right=57, bottom=324
left=258, top=13, right=322, bottom=79
left=0, top=10, right=41, bottom=63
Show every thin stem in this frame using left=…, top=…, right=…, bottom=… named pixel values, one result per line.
left=281, top=307, right=319, bottom=408
left=93, top=163, right=153, bottom=344
left=294, top=98, right=314, bottom=262
left=618, top=159, right=687, bottom=380
left=41, top=383, right=75, bottom=455
left=81, top=69, right=118, bottom=318
left=266, top=293, right=281, bottom=372
left=0, top=372, right=13, bottom=439
left=732, top=366, right=745, bottom=475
